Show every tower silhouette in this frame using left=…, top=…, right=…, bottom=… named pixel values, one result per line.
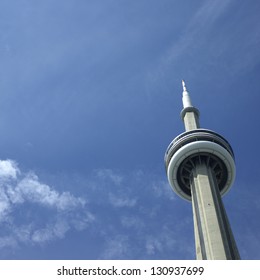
left=164, top=81, right=240, bottom=259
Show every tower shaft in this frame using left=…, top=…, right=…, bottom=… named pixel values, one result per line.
left=182, top=110, right=200, bottom=131
left=191, top=163, right=240, bottom=259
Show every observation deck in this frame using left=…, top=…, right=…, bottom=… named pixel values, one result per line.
left=164, top=129, right=236, bottom=201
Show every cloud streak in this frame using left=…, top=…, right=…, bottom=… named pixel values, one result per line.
left=165, top=0, right=233, bottom=64
left=0, top=159, right=94, bottom=248
left=0, top=159, right=192, bottom=259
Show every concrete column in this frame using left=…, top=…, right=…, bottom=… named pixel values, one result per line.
left=190, top=163, right=240, bottom=260
left=183, top=111, right=200, bottom=131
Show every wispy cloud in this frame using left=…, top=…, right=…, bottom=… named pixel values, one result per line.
left=147, top=0, right=260, bottom=90
left=188, top=1, right=232, bottom=31
left=0, top=159, right=94, bottom=248
left=109, top=193, right=137, bottom=208
left=95, top=169, right=124, bottom=186
left=120, top=215, right=145, bottom=231
left=0, top=159, right=19, bottom=180
left=165, top=0, right=233, bottom=65
left=0, top=160, right=191, bottom=259
left=145, top=0, right=235, bottom=93
left=151, top=180, right=176, bottom=201
left=100, top=235, right=130, bottom=259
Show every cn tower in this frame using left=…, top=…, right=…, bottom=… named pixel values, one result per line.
left=164, top=81, right=240, bottom=260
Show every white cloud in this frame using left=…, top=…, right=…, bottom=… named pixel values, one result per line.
left=0, top=191, right=11, bottom=220
left=146, top=237, right=163, bottom=255
left=100, top=235, right=130, bottom=259
left=146, top=0, right=235, bottom=87
left=31, top=219, right=70, bottom=243
left=14, top=224, right=33, bottom=243
left=151, top=180, right=176, bottom=201
left=120, top=215, right=145, bottom=230
left=189, top=0, right=232, bottom=31
left=71, top=211, right=95, bottom=231
left=108, top=193, right=137, bottom=208
left=95, top=169, right=123, bottom=186
left=0, top=162, right=191, bottom=258
left=0, top=159, right=19, bottom=180
left=173, top=0, right=233, bottom=56
left=14, top=172, right=85, bottom=211
left=0, top=159, right=94, bottom=248
left=0, top=236, right=17, bottom=249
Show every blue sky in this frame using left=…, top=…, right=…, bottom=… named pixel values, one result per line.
left=0, top=0, right=259, bottom=260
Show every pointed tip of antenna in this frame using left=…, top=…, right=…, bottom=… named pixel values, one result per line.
left=182, top=80, right=187, bottom=92
left=181, top=79, right=192, bottom=107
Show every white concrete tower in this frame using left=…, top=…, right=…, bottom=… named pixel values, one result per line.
left=164, top=81, right=240, bottom=260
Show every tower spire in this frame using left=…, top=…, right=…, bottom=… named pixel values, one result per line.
left=180, top=80, right=200, bottom=130
left=182, top=79, right=187, bottom=92
left=181, top=80, right=192, bottom=108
